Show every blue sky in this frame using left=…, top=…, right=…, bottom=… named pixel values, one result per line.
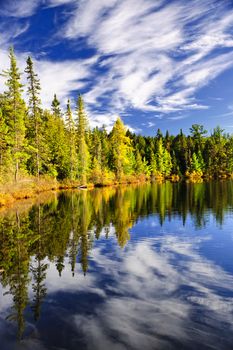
left=1, top=0, right=233, bottom=135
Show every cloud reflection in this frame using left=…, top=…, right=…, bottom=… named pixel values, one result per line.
left=41, top=229, right=233, bottom=350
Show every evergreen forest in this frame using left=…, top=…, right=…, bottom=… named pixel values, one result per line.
left=1, top=48, right=233, bottom=192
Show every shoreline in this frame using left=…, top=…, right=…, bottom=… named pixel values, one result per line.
left=0, top=174, right=233, bottom=210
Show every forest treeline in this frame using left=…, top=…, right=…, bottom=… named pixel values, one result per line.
left=1, top=48, right=233, bottom=187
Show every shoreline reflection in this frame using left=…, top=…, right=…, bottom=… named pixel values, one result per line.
left=0, top=181, right=232, bottom=349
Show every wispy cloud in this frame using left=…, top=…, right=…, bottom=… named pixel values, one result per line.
left=0, top=0, right=75, bottom=18
left=46, top=0, right=75, bottom=7
left=42, top=226, right=233, bottom=349
left=1, top=0, right=233, bottom=129
left=58, top=0, right=233, bottom=115
left=0, top=0, right=41, bottom=18
left=0, top=20, right=30, bottom=47
left=167, top=115, right=188, bottom=121
left=36, top=55, right=97, bottom=108
left=0, top=49, right=97, bottom=111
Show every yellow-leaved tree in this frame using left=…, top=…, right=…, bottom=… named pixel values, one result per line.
left=110, top=117, right=134, bottom=180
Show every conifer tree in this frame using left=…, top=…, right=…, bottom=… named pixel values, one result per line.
left=25, top=56, right=42, bottom=179
left=150, top=152, right=158, bottom=177
left=110, top=117, right=133, bottom=180
left=51, top=93, right=62, bottom=118
left=76, top=95, right=90, bottom=184
left=44, top=110, right=69, bottom=179
left=134, top=149, right=149, bottom=176
left=3, top=47, right=27, bottom=182
left=0, top=108, right=9, bottom=180
left=65, top=100, right=77, bottom=180
left=190, top=152, right=202, bottom=173
left=90, top=127, right=103, bottom=183
left=155, top=138, right=172, bottom=176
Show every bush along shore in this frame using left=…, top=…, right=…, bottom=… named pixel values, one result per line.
left=0, top=47, right=233, bottom=208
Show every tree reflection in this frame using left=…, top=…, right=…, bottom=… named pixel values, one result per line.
left=30, top=205, right=48, bottom=320
left=0, top=180, right=233, bottom=339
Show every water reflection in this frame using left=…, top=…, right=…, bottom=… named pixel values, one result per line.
left=0, top=181, right=233, bottom=349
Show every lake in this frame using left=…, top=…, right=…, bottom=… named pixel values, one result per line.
left=0, top=181, right=233, bottom=350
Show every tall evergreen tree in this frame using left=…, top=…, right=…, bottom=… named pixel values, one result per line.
left=25, top=56, right=42, bottom=179
left=3, top=47, right=27, bottom=182
left=0, top=108, right=9, bottom=181
left=110, top=117, right=133, bottom=180
left=76, top=95, right=90, bottom=184
left=65, top=100, right=77, bottom=180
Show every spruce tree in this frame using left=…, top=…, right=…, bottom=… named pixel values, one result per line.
left=51, top=93, right=62, bottom=118
left=0, top=108, right=9, bottom=181
left=65, top=100, right=77, bottom=180
left=25, top=56, right=42, bottom=179
left=3, top=47, right=27, bottom=182
left=76, top=95, right=90, bottom=184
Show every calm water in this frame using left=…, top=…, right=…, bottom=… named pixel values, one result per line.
left=0, top=181, right=233, bottom=350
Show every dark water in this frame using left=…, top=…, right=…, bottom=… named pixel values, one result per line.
left=0, top=181, right=233, bottom=350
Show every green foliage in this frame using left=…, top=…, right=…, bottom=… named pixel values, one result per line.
left=76, top=95, right=90, bottom=184
left=0, top=48, right=232, bottom=185
left=65, top=100, right=77, bottom=180
left=51, top=94, right=62, bottom=118
left=2, top=47, right=27, bottom=182
left=110, top=117, right=134, bottom=180
left=25, top=55, right=42, bottom=178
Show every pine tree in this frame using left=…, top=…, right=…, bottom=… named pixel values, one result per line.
left=51, top=94, right=62, bottom=118
left=134, top=149, right=150, bottom=176
left=3, top=47, right=27, bottom=182
left=90, top=127, right=103, bottom=183
left=65, top=100, right=77, bottom=180
left=44, top=110, right=69, bottom=179
left=76, top=95, right=90, bottom=184
left=155, top=138, right=172, bottom=177
left=150, top=151, right=158, bottom=177
left=0, top=108, right=9, bottom=181
left=25, top=56, right=42, bottom=179
left=191, top=152, right=202, bottom=173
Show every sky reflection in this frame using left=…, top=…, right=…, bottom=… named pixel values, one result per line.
left=0, top=182, right=233, bottom=349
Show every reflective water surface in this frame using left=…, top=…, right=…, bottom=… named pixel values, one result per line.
left=0, top=181, right=233, bottom=350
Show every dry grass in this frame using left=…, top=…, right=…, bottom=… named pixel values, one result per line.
left=0, top=176, right=58, bottom=208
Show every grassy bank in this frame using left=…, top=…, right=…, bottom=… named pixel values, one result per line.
left=0, top=172, right=232, bottom=208
left=0, top=175, right=145, bottom=208
left=0, top=177, right=83, bottom=208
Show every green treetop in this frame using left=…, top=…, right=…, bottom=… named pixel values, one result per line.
left=51, top=94, right=62, bottom=118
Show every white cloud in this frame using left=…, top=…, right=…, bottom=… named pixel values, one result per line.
left=147, top=121, right=156, bottom=128
left=86, top=113, right=118, bottom=132
left=63, top=0, right=119, bottom=39
left=0, top=0, right=41, bottom=18
left=1, top=0, right=233, bottom=128
left=182, top=52, right=233, bottom=88
left=46, top=0, right=75, bottom=7
left=0, top=49, right=97, bottom=111
left=0, top=20, right=30, bottom=47
left=38, top=228, right=233, bottom=349
left=0, top=0, right=76, bottom=17
left=35, top=56, right=97, bottom=108
left=58, top=0, right=233, bottom=115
